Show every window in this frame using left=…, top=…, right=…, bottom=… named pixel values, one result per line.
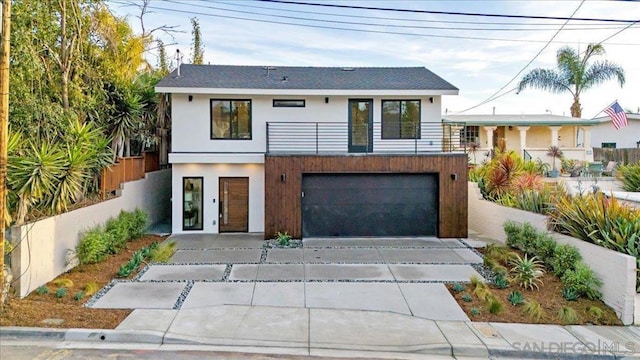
left=460, top=126, right=480, bottom=146
left=273, top=99, right=305, bottom=107
left=183, top=177, right=203, bottom=231
left=601, top=142, right=616, bottom=149
left=382, top=100, right=421, bottom=139
left=210, top=99, right=252, bottom=139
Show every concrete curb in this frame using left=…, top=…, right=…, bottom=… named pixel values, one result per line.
left=65, top=329, right=165, bottom=344
left=0, top=326, right=66, bottom=340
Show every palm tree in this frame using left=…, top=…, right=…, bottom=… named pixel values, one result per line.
left=517, top=44, right=625, bottom=118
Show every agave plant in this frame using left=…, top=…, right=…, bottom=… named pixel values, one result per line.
left=509, top=254, right=545, bottom=290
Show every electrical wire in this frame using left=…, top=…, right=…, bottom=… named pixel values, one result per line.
left=255, top=0, right=640, bottom=24
left=454, top=0, right=587, bottom=114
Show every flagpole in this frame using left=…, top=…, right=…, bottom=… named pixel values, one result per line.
left=589, top=99, right=617, bottom=119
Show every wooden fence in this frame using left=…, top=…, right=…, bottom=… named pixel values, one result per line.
left=100, top=151, right=160, bottom=199
left=593, top=148, right=640, bottom=165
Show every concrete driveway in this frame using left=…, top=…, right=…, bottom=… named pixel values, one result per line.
left=88, top=234, right=487, bottom=321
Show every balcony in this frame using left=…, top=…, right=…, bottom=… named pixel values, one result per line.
left=266, top=121, right=467, bottom=155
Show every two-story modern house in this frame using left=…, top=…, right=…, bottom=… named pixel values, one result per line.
left=156, top=65, right=467, bottom=239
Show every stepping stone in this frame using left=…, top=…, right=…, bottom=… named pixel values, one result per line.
left=90, top=282, right=185, bottom=309
left=305, top=282, right=410, bottom=315
left=180, top=283, right=254, bottom=309
left=170, top=249, right=262, bottom=263
left=399, top=283, right=469, bottom=321
left=388, top=264, right=484, bottom=282
left=138, top=264, right=226, bottom=281
left=305, top=264, right=394, bottom=281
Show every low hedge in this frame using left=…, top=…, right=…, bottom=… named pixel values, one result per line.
left=75, top=209, right=150, bottom=265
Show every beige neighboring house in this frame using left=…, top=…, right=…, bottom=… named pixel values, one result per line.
left=590, top=113, right=640, bottom=149
left=442, top=114, right=597, bottom=165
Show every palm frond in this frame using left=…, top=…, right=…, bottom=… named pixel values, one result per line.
left=582, top=61, right=626, bottom=90
left=518, top=69, right=571, bottom=94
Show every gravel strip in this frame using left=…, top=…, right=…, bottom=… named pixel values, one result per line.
left=172, top=281, right=194, bottom=309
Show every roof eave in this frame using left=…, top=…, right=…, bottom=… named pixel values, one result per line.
left=155, top=86, right=459, bottom=96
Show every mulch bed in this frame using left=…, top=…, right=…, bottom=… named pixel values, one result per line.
left=0, top=235, right=166, bottom=329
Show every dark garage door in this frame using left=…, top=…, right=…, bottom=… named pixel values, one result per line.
left=302, top=174, right=438, bottom=237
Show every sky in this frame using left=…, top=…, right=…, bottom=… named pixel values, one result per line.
left=107, top=0, right=640, bottom=118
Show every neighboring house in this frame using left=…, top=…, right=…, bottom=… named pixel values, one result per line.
left=590, top=113, right=640, bottom=149
left=442, top=114, right=597, bottom=165
left=156, top=64, right=467, bottom=239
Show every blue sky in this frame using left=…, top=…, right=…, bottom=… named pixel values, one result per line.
left=108, top=0, right=640, bottom=118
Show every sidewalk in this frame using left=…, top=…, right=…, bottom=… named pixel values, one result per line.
left=2, top=306, right=639, bottom=359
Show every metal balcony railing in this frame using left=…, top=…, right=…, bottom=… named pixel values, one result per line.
left=266, top=121, right=467, bottom=154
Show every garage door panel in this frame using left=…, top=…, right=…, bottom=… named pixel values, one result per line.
left=302, top=174, right=437, bottom=237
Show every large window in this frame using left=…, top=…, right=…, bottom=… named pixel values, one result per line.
left=210, top=99, right=252, bottom=139
left=460, top=125, right=480, bottom=146
left=601, top=142, right=616, bottom=149
left=382, top=100, right=421, bottom=139
left=183, top=177, right=203, bottom=231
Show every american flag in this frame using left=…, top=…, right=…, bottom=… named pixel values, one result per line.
left=604, top=101, right=628, bottom=130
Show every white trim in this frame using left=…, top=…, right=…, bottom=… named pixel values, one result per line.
left=156, top=87, right=459, bottom=96
left=169, top=153, right=265, bottom=164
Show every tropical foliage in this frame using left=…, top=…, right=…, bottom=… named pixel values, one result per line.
left=617, top=162, right=640, bottom=192
left=6, top=0, right=173, bottom=225
left=517, top=43, right=625, bottom=117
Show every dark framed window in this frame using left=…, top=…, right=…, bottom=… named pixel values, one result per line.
left=381, top=100, right=421, bottom=139
left=601, top=142, right=616, bottom=149
left=210, top=99, right=252, bottom=139
left=460, top=125, right=480, bottom=146
left=183, top=177, right=203, bottom=231
left=273, top=99, right=305, bottom=107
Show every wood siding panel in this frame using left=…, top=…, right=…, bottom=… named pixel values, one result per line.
left=265, top=155, right=467, bottom=239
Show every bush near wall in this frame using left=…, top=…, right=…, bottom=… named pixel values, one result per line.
left=75, top=209, right=149, bottom=265
left=547, top=193, right=640, bottom=291
left=503, top=221, right=602, bottom=300
left=617, top=162, right=640, bottom=192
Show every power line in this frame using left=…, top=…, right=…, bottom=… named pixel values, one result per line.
left=206, top=0, right=629, bottom=28
left=255, top=0, right=640, bottom=24
left=160, top=0, right=631, bottom=32
left=108, top=0, right=640, bottom=46
left=454, top=0, right=587, bottom=114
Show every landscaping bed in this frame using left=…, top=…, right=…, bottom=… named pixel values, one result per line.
left=0, top=234, right=166, bottom=329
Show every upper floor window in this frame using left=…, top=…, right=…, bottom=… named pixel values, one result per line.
left=273, top=99, right=305, bottom=107
left=211, top=99, right=252, bottom=139
left=460, top=125, right=480, bottom=146
left=381, top=100, right=421, bottom=139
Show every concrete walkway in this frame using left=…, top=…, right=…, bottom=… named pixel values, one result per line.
left=87, top=234, right=485, bottom=321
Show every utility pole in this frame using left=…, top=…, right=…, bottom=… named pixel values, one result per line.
left=0, top=0, right=11, bottom=304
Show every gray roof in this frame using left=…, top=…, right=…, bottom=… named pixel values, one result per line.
left=442, top=114, right=597, bottom=126
left=156, top=64, right=458, bottom=91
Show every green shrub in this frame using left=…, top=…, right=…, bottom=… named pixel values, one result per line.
left=509, top=254, right=545, bottom=290
left=105, top=217, right=128, bottom=253
left=487, top=297, right=504, bottom=315
left=130, top=208, right=150, bottom=238
left=561, top=262, right=602, bottom=300
left=452, top=283, right=466, bottom=292
left=462, top=293, right=473, bottom=302
left=83, top=282, right=100, bottom=297
left=149, top=241, right=176, bottom=263
left=550, top=244, right=582, bottom=277
left=617, top=162, right=640, bottom=192
left=588, top=306, right=603, bottom=321
left=470, top=307, right=481, bottom=316
left=562, top=287, right=579, bottom=301
left=36, top=285, right=49, bottom=295
left=56, top=287, right=68, bottom=298
left=52, top=278, right=74, bottom=288
left=531, top=235, right=557, bottom=261
left=522, top=300, right=544, bottom=321
left=508, top=291, right=524, bottom=306
left=557, top=306, right=578, bottom=324
left=76, top=227, right=110, bottom=265
left=74, top=291, right=85, bottom=301
left=276, top=231, right=292, bottom=246
left=494, top=273, right=509, bottom=289
left=504, top=221, right=521, bottom=249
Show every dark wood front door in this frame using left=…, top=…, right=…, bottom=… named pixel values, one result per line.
left=219, top=177, right=249, bottom=232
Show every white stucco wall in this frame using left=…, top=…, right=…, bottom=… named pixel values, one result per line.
left=468, top=182, right=637, bottom=325
left=170, top=94, right=443, bottom=154
left=171, top=163, right=264, bottom=234
left=590, top=119, right=640, bottom=149
left=10, top=170, right=171, bottom=298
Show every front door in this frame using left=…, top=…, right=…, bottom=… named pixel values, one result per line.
left=348, top=99, right=373, bottom=153
left=218, top=177, right=249, bottom=232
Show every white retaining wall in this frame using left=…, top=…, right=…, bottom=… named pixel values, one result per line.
left=9, top=169, right=171, bottom=298
left=468, top=182, right=637, bottom=325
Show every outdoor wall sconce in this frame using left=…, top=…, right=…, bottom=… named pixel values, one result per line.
left=188, top=95, right=193, bottom=102
left=429, top=97, right=434, bottom=103
left=325, top=97, right=329, bottom=103
left=451, top=173, right=458, bottom=181
left=280, top=173, right=286, bottom=182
